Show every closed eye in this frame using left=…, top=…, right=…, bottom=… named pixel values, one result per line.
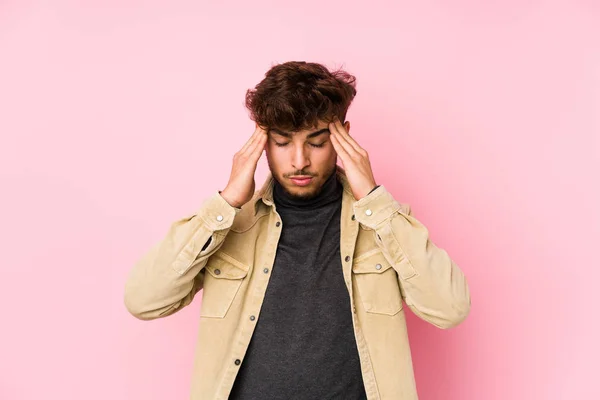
left=274, top=142, right=326, bottom=148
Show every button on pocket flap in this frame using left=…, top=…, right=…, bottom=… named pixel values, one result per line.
left=351, top=249, right=403, bottom=315
left=206, top=254, right=249, bottom=279
left=352, top=250, right=393, bottom=274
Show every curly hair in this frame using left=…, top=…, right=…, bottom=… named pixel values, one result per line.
left=245, top=61, right=357, bottom=132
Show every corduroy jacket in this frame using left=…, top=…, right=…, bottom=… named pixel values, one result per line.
left=124, top=166, right=471, bottom=399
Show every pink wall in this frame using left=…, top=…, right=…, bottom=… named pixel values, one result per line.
left=1, top=1, right=598, bottom=399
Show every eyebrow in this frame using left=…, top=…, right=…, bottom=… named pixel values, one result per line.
left=269, top=128, right=330, bottom=139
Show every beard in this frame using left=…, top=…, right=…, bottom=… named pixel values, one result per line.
left=267, top=158, right=338, bottom=202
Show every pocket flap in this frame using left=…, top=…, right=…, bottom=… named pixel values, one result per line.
left=352, top=250, right=393, bottom=274
left=205, top=254, right=249, bottom=279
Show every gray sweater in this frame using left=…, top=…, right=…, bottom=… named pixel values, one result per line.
left=229, top=170, right=367, bottom=399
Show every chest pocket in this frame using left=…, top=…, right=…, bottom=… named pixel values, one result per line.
left=200, top=254, right=249, bottom=318
left=352, top=250, right=403, bottom=316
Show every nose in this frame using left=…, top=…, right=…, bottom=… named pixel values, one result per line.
left=291, top=143, right=310, bottom=171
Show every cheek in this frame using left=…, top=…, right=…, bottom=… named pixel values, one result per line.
left=265, top=144, right=284, bottom=170
left=266, top=142, right=281, bottom=159
left=319, top=147, right=337, bottom=163
left=310, top=149, right=336, bottom=171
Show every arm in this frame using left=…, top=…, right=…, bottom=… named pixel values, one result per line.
left=124, top=191, right=242, bottom=320
left=354, top=186, right=471, bottom=329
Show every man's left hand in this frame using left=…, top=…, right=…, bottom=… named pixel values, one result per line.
left=329, top=117, right=377, bottom=201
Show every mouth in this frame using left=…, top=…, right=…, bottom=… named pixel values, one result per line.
left=289, top=176, right=313, bottom=186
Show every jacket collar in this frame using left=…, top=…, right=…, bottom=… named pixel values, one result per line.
left=254, top=165, right=354, bottom=215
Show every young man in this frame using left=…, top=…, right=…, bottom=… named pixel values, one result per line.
left=124, top=61, right=471, bottom=400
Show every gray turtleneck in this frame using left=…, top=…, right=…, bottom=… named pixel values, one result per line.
left=228, top=170, right=367, bottom=400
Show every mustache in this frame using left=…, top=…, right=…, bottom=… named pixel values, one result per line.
left=284, top=171, right=317, bottom=178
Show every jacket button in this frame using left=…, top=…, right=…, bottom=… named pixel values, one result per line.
left=234, top=359, right=241, bottom=366
left=276, top=221, right=281, bottom=227
left=365, top=209, right=373, bottom=216
left=263, top=268, right=269, bottom=274
left=375, top=264, right=382, bottom=270
left=216, top=215, right=224, bottom=221
left=250, top=315, right=256, bottom=321
left=214, top=269, right=221, bottom=275
left=345, top=256, right=351, bottom=262
left=351, top=214, right=355, bottom=220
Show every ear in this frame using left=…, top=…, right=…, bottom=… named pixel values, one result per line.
left=344, top=120, right=351, bottom=133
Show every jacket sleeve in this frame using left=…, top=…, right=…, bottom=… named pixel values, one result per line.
left=353, top=186, right=471, bottom=329
left=124, top=191, right=242, bottom=320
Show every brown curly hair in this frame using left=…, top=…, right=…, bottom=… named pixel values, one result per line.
left=245, top=61, right=357, bottom=132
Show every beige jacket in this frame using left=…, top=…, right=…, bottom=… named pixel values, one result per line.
left=124, top=166, right=471, bottom=399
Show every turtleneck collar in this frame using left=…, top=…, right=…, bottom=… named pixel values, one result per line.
left=273, top=169, right=343, bottom=210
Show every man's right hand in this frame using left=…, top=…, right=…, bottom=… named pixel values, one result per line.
left=220, top=124, right=268, bottom=209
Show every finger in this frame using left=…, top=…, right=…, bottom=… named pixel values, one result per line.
left=239, top=131, right=259, bottom=154
left=240, top=124, right=267, bottom=154
left=331, top=118, right=363, bottom=154
left=244, top=124, right=266, bottom=150
left=329, top=121, right=359, bottom=158
left=246, top=130, right=268, bottom=163
left=330, top=129, right=351, bottom=165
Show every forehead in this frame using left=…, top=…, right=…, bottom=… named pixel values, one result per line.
left=271, top=120, right=331, bottom=137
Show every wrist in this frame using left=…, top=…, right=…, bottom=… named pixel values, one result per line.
left=356, top=183, right=379, bottom=201
left=219, top=189, right=242, bottom=209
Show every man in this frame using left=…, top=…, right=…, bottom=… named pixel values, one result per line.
left=124, top=61, right=471, bottom=400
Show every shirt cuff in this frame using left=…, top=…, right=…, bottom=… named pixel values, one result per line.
left=353, top=185, right=403, bottom=229
left=368, top=185, right=381, bottom=195
left=197, top=191, right=242, bottom=231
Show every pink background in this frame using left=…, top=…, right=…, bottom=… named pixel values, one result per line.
left=1, top=1, right=598, bottom=399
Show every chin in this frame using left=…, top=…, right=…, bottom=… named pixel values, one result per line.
left=286, top=181, right=323, bottom=200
